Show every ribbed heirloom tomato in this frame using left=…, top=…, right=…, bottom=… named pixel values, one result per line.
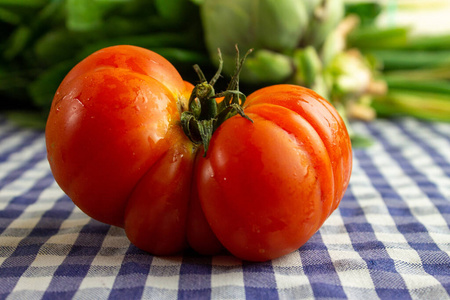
left=46, top=45, right=352, bottom=262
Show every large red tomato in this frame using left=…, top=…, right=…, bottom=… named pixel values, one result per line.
left=46, top=45, right=352, bottom=261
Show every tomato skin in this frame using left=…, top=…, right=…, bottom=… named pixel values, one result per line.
left=244, top=85, right=352, bottom=212
left=196, top=85, right=352, bottom=261
left=124, top=131, right=195, bottom=255
left=186, top=163, right=226, bottom=255
left=46, top=46, right=352, bottom=261
left=46, top=46, right=193, bottom=230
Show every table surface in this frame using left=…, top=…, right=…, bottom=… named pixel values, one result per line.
left=0, top=116, right=449, bottom=300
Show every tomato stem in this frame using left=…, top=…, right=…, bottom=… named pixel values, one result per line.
left=209, top=48, right=223, bottom=86
left=181, top=46, right=253, bottom=155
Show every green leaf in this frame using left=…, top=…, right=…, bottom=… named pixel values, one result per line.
left=28, top=60, right=75, bottom=110
left=155, top=0, right=194, bottom=23
left=34, top=29, right=84, bottom=66
left=66, top=0, right=101, bottom=31
left=0, top=0, right=47, bottom=7
left=190, top=0, right=204, bottom=5
left=3, top=26, right=31, bottom=60
left=345, top=2, right=383, bottom=27
left=0, top=7, right=21, bottom=24
left=65, top=0, right=120, bottom=31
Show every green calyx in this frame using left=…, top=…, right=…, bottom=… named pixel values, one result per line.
left=181, top=47, right=253, bottom=155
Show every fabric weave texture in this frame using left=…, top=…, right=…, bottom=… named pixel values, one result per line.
left=0, top=116, right=449, bottom=300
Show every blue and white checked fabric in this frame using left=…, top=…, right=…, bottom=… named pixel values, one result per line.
left=0, top=115, right=449, bottom=300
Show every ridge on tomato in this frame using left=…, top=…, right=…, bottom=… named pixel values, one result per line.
left=45, top=45, right=352, bottom=262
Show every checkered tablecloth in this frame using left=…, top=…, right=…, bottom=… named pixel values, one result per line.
left=0, top=115, right=449, bottom=300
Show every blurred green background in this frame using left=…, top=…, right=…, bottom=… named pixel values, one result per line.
left=1, top=0, right=450, bottom=139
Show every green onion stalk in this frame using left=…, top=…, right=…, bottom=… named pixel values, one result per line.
left=347, top=1, right=450, bottom=123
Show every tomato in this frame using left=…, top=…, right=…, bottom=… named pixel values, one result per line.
left=195, top=86, right=352, bottom=261
left=46, top=45, right=352, bottom=262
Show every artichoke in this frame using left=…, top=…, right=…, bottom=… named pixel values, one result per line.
left=199, top=0, right=309, bottom=84
left=197, top=0, right=383, bottom=123
left=198, top=0, right=345, bottom=83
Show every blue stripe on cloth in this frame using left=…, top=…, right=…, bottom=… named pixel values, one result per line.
left=0, top=156, right=50, bottom=235
left=0, top=127, right=22, bottom=144
left=243, top=261, right=279, bottom=299
left=209, top=256, right=246, bottom=299
left=41, top=219, right=110, bottom=299
left=0, top=125, right=40, bottom=154
left=1, top=117, right=450, bottom=299
left=0, top=117, right=18, bottom=133
left=342, top=150, right=413, bottom=299
left=0, top=171, right=55, bottom=234
left=108, top=246, right=153, bottom=299
left=364, top=121, right=450, bottom=294
left=370, top=137, right=449, bottom=207
left=398, top=120, right=450, bottom=195
left=177, top=255, right=212, bottom=299
left=425, top=122, right=450, bottom=145
left=299, top=233, right=347, bottom=299
left=0, top=190, right=71, bottom=298
left=0, top=135, right=46, bottom=189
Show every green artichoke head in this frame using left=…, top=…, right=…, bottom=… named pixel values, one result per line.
left=200, top=0, right=309, bottom=83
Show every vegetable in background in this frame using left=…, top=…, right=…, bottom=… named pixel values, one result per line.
left=3, top=0, right=449, bottom=131
left=196, top=0, right=384, bottom=147
left=46, top=45, right=352, bottom=261
left=0, top=0, right=206, bottom=127
left=198, top=0, right=340, bottom=85
left=198, top=0, right=310, bottom=84
left=347, top=1, right=450, bottom=122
